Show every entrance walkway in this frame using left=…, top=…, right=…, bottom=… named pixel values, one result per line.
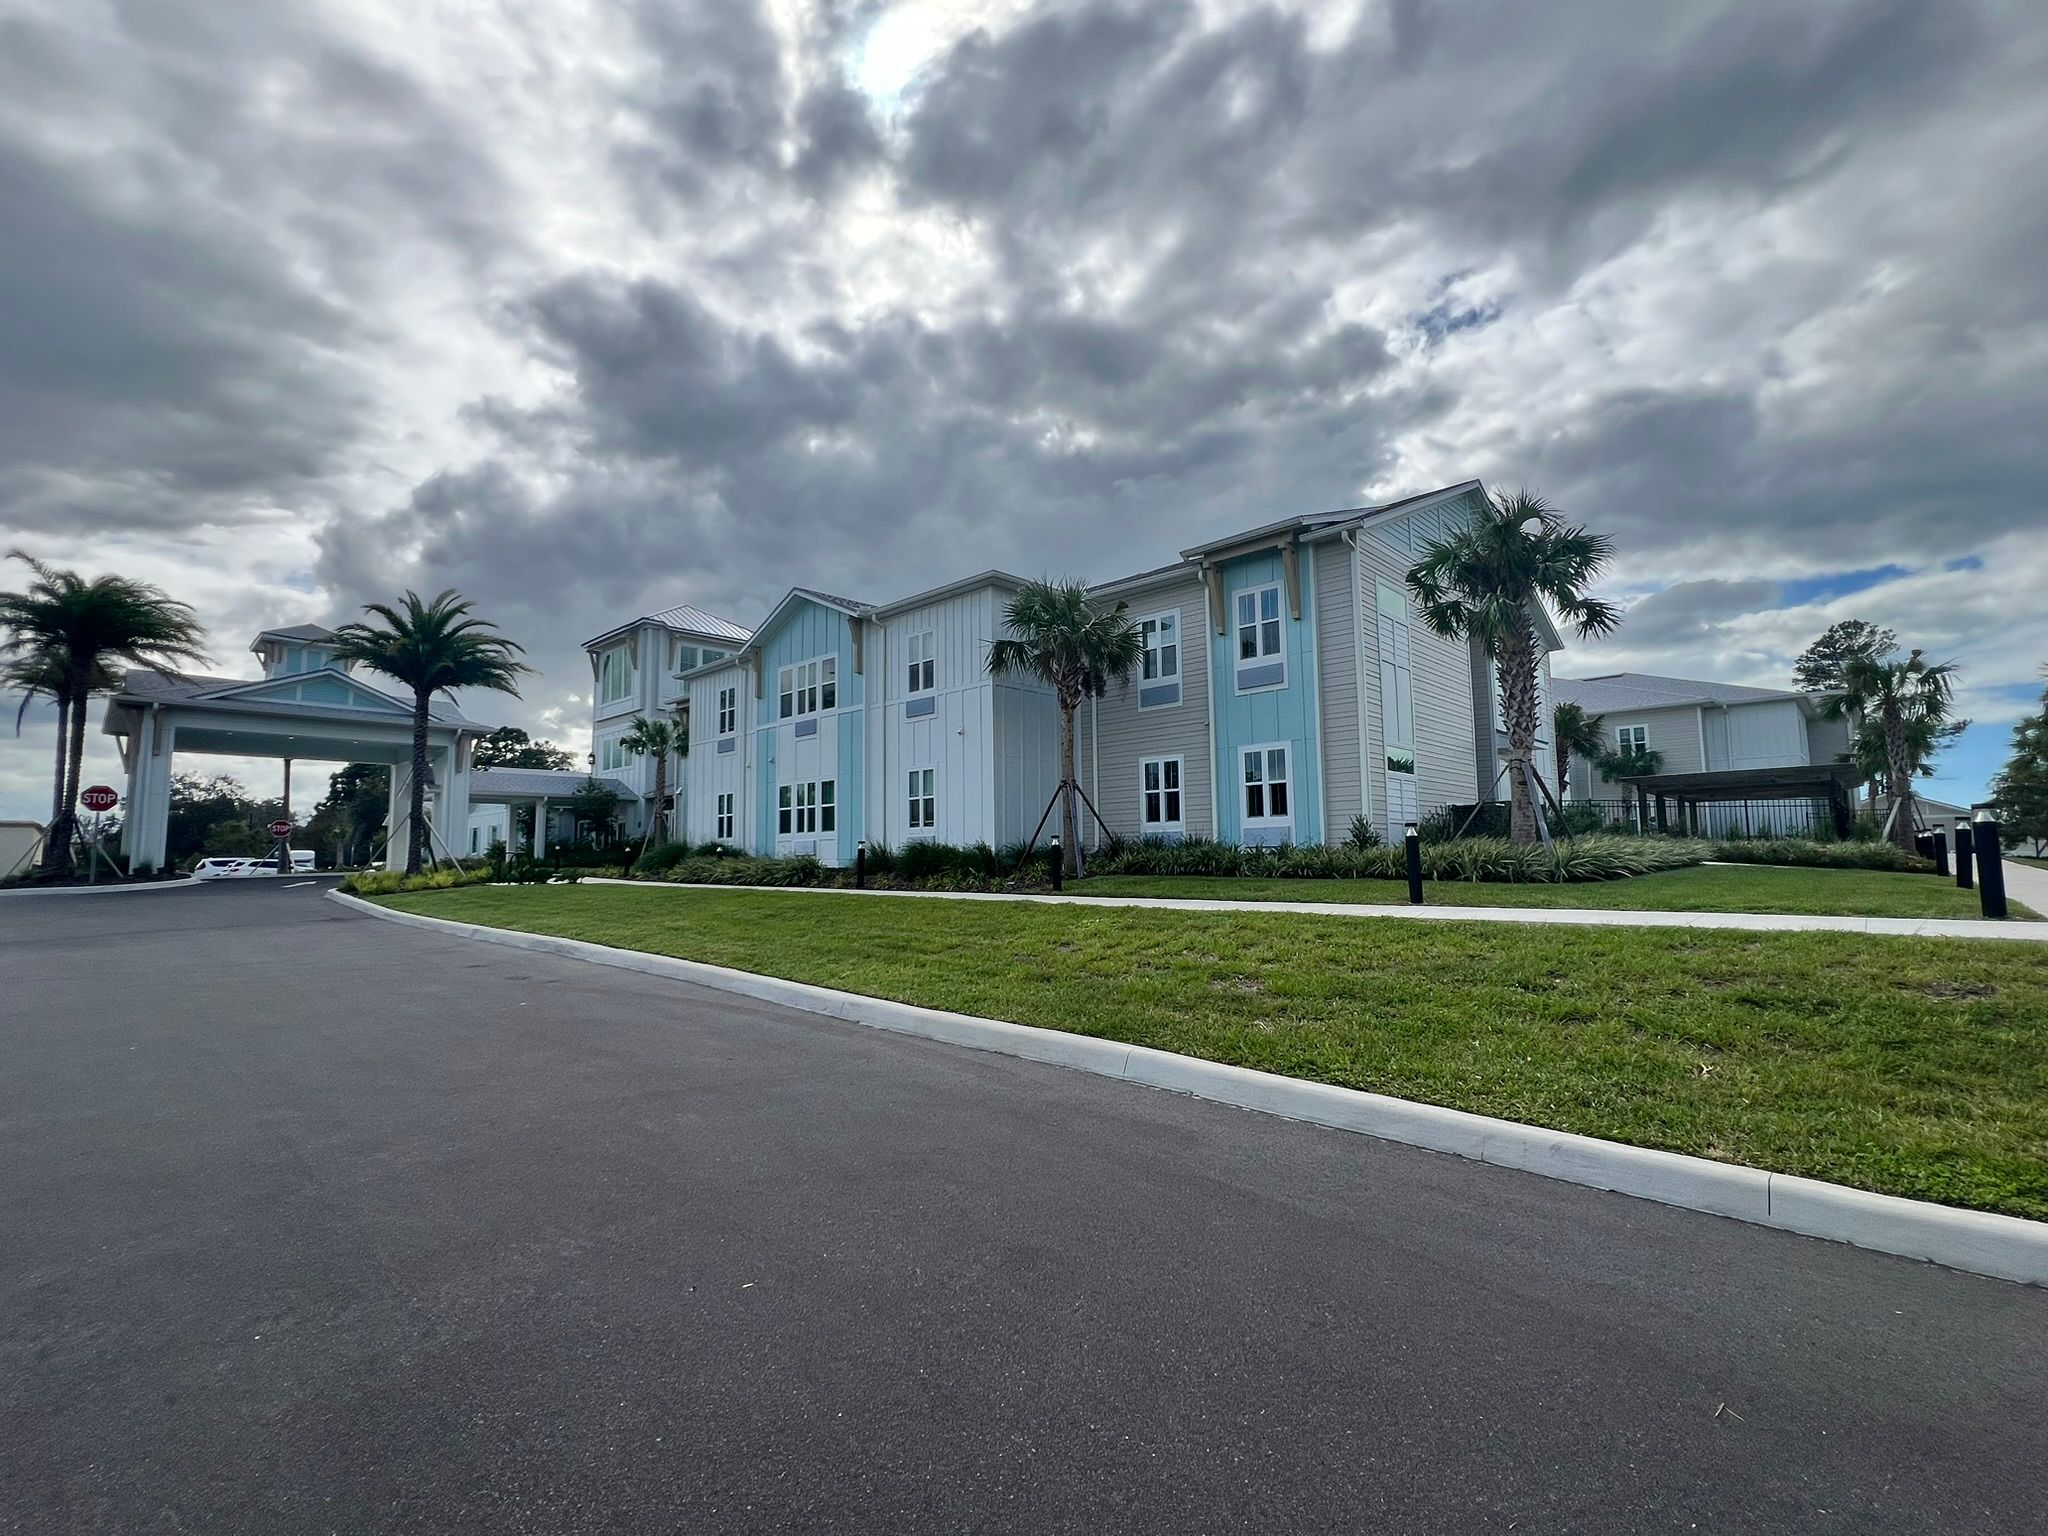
left=1999, top=856, right=2048, bottom=921
left=585, top=877, right=2048, bottom=942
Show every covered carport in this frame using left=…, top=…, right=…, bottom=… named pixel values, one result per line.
left=1619, top=763, right=1862, bottom=840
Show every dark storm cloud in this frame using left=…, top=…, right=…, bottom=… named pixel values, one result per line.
left=1612, top=579, right=1783, bottom=649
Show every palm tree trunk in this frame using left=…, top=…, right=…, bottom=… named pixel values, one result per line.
left=50, top=691, right=70, bottom=829
left=1495, top=630, right=1541, bottom=846
left=46, top=681, right=90, bottom=874
left=1884, top=702, right=1916, bottom=854
left=407, top=690, right=430, bottom=875
left=1057, top=701, right=1080, bottom=878
left=1554, top=736, right=1569, bottom=795
left=653, top=753, right=668, bottom=845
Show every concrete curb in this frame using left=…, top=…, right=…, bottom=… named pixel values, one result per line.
left=327, top=889, right=2048, bottom=1287
left=0, top=876, right=199, bottom=897
left=577, top=876, right=2048, bottom=942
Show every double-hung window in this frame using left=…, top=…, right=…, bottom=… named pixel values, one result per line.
left=716, top=685, right=736, bottom=737
left=1140, top=756, right=1183, bottom=832
left=597, top=735, right=628, bottom=773
left=907, top=768, right=937, bottom=831
left=1616, top=724, right=1648, bottom=753
left=1234, top=584, right=1284, bottom=690
left=906, top=632, right=935, bottom=695
left=597, top=643, right=636, bottom=706
left=777, top=656, right=838, bottom=720
left=778, top=779, right=837, bottom=836
left=1241, top=744, right=1292, bottom=833
left=1137, top=611, right=1180, bottom=706
left=715, top=793, right=734, bottom=841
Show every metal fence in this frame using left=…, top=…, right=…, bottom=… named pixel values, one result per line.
left=1427, top=797, right=1833, bottom=841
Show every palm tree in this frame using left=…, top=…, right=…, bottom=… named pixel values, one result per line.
left=1407, top=491, right=1621, bottom=845
left=331, top=590, right=529, bottom=875
left=0, top=554, right=208, bottom=876
left=1552, top=700, right=1606, bottom=796
left=621, top=713, right=684, bottom=845
left=1824, top=648, right=1958, bottom=852
left=986, top=579, right=1144, bottom=877
left=5, top=646, right=118, bottom=829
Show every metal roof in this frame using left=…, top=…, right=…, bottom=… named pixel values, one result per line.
left=581, top=603, right=751, bottom=651
left=789, top=586, right=872, bottom=615
left=252, top=623, right=338, bottom=644
left=1176, top=480, right=1483, bottom=561
left=469, top=767, right=635, bottom=799
left=1551, top=672, right=1824, bottom=714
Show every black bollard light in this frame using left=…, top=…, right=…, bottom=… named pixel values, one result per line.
left=855, top=839, right=867, bottom=889
left=1404, top=822, right=1424, bottom=905
left=1930, top=823, right=1950, bottom=877
left=1954, top=824, right=1973, bottom=890
left=1971, top=811, right=2006, bottom=919
left=1050, top=834, right=1063, bottom=892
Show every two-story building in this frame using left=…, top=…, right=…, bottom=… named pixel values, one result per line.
left=1553, top=672, right=1857, bottom=836
left=597, top=481, right=1563, bottom=863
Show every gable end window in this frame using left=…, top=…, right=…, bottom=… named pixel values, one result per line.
left=1234, top=584, right=1285, bottom=691
left=777, top=655, right=838, bottom=720
left=906, top=631, right=936, bottom=695
left=597, top=643, right=636, bottom=706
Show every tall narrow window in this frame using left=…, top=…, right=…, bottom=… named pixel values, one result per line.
left=820, top=779, right=836, bottom=834
left=1243, top=744, right=1291, bottom=830
left=717, top=686, right=736, bottom=736
left=598, top=643, right=636, bottom=705
left=777, top=784, right=793, bottom=834
left=1234, top=583, right=1285, bottom=690
left=716, top=793, right=734, bottom=841
left=1140, top=756, right=1183, bottom=831
left=1139, top=613, right=1179, bottom=684
left=908, top=768, right=936, bottom=830
left=906, top=632, right=935, bottom=694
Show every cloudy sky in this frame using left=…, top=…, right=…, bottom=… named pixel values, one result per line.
left=4, top=0, right=2044, bottom=818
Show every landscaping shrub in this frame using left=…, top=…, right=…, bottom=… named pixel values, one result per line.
left=662, top=854, right=828, bottom=888
left=632, top=840, right=693, bottom=876
left=342, top=866, right=496, bottom=896
left=1090, top=832, right=1710, bottom=884
left=1344, top=815, right=1381, bottom=851
left=1709, top=838, right=1934, bottom=873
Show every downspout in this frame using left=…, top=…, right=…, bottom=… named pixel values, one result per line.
left=1089, top=693, right=1100, bottom=851
left=1342, top=529, right=1372, bottom=833
left=1198, top=561, right=1221, bottom=840
left=1301, top=539, right=1327, bottom=844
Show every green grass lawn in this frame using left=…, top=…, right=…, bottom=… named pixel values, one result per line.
left=1076, top=863, right=2036, bottom=918
left=380, top=884, right=2048, bottom=1219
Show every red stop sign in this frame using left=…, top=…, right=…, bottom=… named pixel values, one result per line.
left=269, top=819, right=293, bottom=838
left=79, top=785, right=119, bottom=813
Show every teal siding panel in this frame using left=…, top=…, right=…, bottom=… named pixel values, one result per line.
left=1207, top=548, right=1324, bottom=845
left=751, top=596, right=860, bottom=857
left=837, top=638, right=866, bottom=861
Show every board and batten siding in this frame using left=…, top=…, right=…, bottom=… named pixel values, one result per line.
left=872, top=587, right=1002, bottom=849
left=1078, top=574, right=1213, bottom=845
left=683, top=661, right=750, bottom=848
left=1207, top=546, right=1325, bottom=846
left=1353, top=501, right=1482, bottom=835
left=750, top=597, right=861, bottom=864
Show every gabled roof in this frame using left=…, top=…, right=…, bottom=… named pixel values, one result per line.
left=581, top=603, right=751, bottom=652
left=1177, top=480, right=1484, bottom=562
left=110, top=667, right=478, bottom=726
left=870, top=570, right=1028, bottom=618
left=252, top=623, right=338, bottom=646
left=1552, top=672, right=1829, bottom=714
left=790, top=586, right=871, bottom=615
left=738, top=586, right=875, bottom=661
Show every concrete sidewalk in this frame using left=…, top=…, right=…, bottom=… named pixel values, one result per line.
left=586, top=877, right=2048, bottom=942
left=1996, top=855, right=2048, bottom=920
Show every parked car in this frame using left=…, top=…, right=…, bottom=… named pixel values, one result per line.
left=192, top=857, right=256, bottom=880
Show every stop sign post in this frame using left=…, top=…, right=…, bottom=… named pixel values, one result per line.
left=77, top=786, right=119, bottom=884
left=269, top=818, right=294, bottom=875
left=269, top=819, right=293, bottom=839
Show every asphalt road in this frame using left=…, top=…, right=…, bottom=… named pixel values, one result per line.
left=4, top=881, right=2044, bottom=1533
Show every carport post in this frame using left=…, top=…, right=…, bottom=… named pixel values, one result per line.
left=532, top=797, right=547, bottom=862
left=1954, top=824, right=1973, bottom=889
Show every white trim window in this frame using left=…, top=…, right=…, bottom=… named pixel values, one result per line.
left=1616, top=724, right=1649, bottom=753
left=715, top=793, right=734, bottom=841
left=906, top=631, right=936, bottom=695
left=1140, top=611, right=1180, bottom=684
left=1140, top=755, right=1184, bottom=832
left=1241, top=743, right=1292, bottom=831
left=597, top=643, right=636, bottom=706
left=907, top=767, right=936, bottom=831
left=597, top=735, right=629, bottom=773
left=671, top=640, right=699, bottom=674
left=778, top=779, right=837, bottom=835
left=716, top=685, right=737, bottom=737
left=777, top=655, right=838, bottom=720
left=1234, top=583, right=1285, bottom=690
